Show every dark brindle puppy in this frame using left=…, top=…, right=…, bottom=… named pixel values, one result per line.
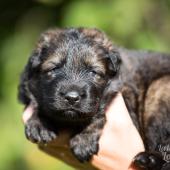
left=18, top=28, right=170, bottom=170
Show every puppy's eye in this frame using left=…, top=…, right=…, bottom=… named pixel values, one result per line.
left=46, top=69, right=55, bottom=76
left=89, top=71, right=103, bottom=80
left=45, top=64, right=62, bottom=77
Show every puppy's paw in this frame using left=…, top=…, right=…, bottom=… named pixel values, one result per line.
left=25, top=120, right=57, bottom=144
left=70, top=133, right=99, bottom=162
left=132, top=152, right=166, bottom=170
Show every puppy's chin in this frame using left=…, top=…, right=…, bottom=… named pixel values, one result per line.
left=63, top=110, right=79, bottom=117
left=42, top=103, right=99, bottom=124
left=55, top=109, right=95, bottom=123
left=62, top=109, right=94, bottom=118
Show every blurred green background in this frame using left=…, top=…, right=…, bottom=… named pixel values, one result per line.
left=0, top=0, right=170, bottom=170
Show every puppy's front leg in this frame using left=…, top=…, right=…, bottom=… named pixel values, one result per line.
left=24, top=106, right=57, bottom=144
left=70, top=116, right=105, bottom=162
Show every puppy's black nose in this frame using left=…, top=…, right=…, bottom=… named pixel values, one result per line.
left=65, top=91, right=80, bottom=104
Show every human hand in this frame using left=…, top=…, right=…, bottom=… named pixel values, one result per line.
left=22, top=93, right=145, bottom=170
left=91, top=93, right=145, bottom=170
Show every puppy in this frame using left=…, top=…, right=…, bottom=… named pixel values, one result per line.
left=18, top=28, right=170, bottom=170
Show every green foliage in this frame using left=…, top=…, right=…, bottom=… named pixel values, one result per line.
left=0, top=0, right=170, bottom=170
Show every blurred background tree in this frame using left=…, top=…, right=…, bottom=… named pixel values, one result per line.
left=0, top=0, right=170, bottom=170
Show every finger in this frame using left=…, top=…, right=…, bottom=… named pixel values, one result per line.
left=105, top=93, right=136, bottom=127
left=22, top=105, right=34, bottom=124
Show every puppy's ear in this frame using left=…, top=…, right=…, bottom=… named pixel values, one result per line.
left=80, top=28, right=121, bottom=75
left=107, top=50, right=121, bottom=75
left=30, top=28, right=62, bottom=70
left=79, top=28, right=113, bottom=51
left=18, top=28, right=62, bottom=104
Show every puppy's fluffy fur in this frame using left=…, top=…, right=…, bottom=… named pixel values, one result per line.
left=19, top=28, right=170, bottom=170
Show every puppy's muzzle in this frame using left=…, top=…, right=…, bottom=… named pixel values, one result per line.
left=60, top=89, right=86, bottom=106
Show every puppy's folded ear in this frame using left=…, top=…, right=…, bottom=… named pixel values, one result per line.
left=18, top=28, right=62, bottom=104
left=18, top=52, right=39, bottom=105
left=107, top=50, right=121, bottom=75
left=80, top=28, right=121, bottom=76
left=79, top=28, right=113, bottom=51
left=29, top=28, right=62, bottom=74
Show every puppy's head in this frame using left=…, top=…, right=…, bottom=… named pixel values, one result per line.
left=19, top=28, right=120, bottom=121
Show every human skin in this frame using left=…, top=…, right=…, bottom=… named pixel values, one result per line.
left=22, top=93, right=145, bottom=170
left=90, top=93, right=145, bottom=170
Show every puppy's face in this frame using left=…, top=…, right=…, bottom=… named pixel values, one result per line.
left=23, top=28, right=120, bottom=121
